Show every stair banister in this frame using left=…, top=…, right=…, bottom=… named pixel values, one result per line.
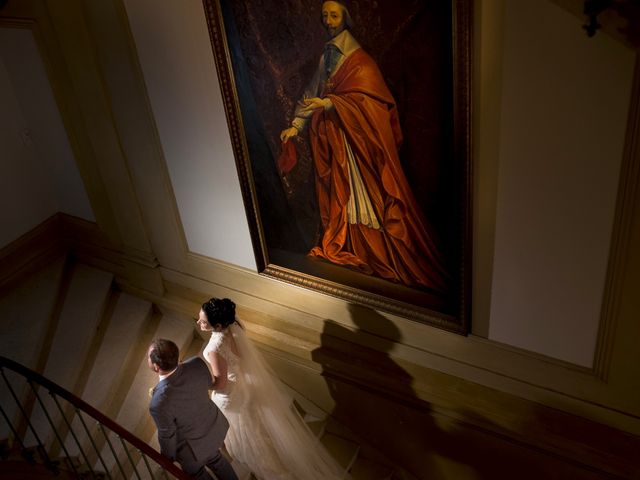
left=0, top=355, right=192, bottom=479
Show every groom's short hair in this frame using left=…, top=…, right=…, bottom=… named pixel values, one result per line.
left=149, top=339, right=179, bottom=372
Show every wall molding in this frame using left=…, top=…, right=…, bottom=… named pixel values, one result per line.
left=3, top=192, right=634, bottom=439
left=168, top=254, right=640, bottom=430
left=0, top=214, right=66, bottom=294
left=9, top=203, right=607, bottom=440
left=120, top=263, right=640, bottom=477
left=2, top=213, right=639, bottom=476
left=593, top=55, right=640, bottom=381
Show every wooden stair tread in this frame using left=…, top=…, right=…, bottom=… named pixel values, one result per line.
left=320, top=432, right=359, bottom=470
left=0, top=260, right=411, bottom=480
left=305, top=419, right=326, bottom=438
left=0, top=460, right=75, bottom=479
left=349, top=455, right=395, bottom=480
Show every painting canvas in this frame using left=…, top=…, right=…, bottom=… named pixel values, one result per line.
left=203, top=0, right=472, bottom=333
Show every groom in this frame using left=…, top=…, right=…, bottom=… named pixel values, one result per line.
left=148, top=338, right=238, bottom=480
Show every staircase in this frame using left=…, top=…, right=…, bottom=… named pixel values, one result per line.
left=0, top=255, right=409, bottom=479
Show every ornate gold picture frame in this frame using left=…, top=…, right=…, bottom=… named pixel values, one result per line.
left=203, top=0, right=472, bottom=333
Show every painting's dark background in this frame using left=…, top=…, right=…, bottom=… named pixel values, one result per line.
left=220, top=0, right=459, bottom=314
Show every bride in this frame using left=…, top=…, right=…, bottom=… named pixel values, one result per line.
left=196, top=297, right=348, bottom=480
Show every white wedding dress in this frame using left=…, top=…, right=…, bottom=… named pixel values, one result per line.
left=202, top=323, right=347, bottom=480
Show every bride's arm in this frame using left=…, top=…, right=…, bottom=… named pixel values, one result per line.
left=204, top=350, right=228, bottom=391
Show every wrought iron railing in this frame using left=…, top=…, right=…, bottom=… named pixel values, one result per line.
left=0, top=355, right=191, bottom=479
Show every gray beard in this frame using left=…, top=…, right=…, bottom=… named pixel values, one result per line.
left=326, top=25, right=345, bottom=39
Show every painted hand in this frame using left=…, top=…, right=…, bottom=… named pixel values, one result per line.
left=280, top=127, right=298, bottom=143
left=299, top=97, right=331, bottom=114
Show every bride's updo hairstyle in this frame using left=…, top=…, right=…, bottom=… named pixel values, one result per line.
left=202, top=297, right=238, bottom=329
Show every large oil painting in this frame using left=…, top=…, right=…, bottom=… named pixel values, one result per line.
left=203, top=0, right=472, bottom=333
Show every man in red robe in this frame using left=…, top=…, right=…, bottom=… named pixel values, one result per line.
left=280, top=1, right=448, bottom=293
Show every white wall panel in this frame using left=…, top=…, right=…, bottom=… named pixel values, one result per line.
left=123, top=0, right=255, bottom=270
left=0, top=27, right=94, bottom=248
left=488, top=0, right=634, bottom=365
left=0, top=28, right=94, bottom=246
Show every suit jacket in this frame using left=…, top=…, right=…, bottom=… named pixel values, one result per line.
left=149, top=356, right=229, bottom=465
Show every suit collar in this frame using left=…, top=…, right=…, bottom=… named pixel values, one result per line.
left=153, top=363, right=182, bottom=396
left=158, top=366, right=178, bottom=382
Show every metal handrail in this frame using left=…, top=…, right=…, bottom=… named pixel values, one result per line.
left=0, top=355, right=192, bottom=479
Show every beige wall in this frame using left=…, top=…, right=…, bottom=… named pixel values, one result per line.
left=486, top=0, right=634, bottom=365
left=123, top=0, right=255, bottom=270
left=0, top=26, right=93, bottom=247
left=1, top=0, right=639, bottom=455
left=120, top=0, right=637, bottom=367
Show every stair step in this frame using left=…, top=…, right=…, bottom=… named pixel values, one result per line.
left=24, top=264, right=113, bottom=449
left=39, top=264, right=113, bottom=391
left=0, top=459, right=75, bottom=480
left=284, top=382, right=328, bottom=422
left=62, top=292, right=152, bottom=461
left=78, top=293, right=152, bottom=412
left=320, top=431, right=359, bottom=471
left=0, top=256, right=65, bottom=370
left=0, top=257, right=66, bottom=440
left=1, top=258, right=414, bottom=479
left=61, top=452, right=109, bottom=478
left=0, top=438, right=10, bottom=460
left=349, top=455, right=395, bottom=480
left=106, top=313, right=193, bottom=478
left=305, top=419, right=326, bottom=438
left=324, top=415, right=361, bottom=444
left=184, top=333, right=206, bottom=359
left=230, top=458, right=253, bottom=480
left=115, top=313, right=194, bottom=434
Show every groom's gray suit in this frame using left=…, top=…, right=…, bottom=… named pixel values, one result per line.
left=149, top=356, right=237, bottom=480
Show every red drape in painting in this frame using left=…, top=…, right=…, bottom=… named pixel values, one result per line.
left=307, top=48, right=448, bottom=292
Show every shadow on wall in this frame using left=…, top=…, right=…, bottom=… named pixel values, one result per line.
left=311, top=304, right=600, bottom=480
